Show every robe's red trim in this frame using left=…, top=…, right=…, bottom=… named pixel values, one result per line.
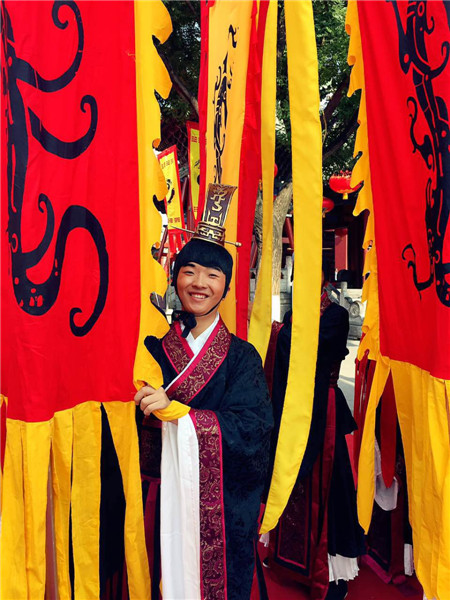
left=165, top=319, right=231, bottom=405
left=162, top=321, right=194, bottom=374
left=190, top=409, right=227, bottom=600
left=275, top=389, right=337, bottom=600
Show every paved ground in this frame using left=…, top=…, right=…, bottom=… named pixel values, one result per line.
left=339, top=338, right=359, bottom=414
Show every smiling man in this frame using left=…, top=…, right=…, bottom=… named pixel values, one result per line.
left=135, top=184, right=273, bottom=600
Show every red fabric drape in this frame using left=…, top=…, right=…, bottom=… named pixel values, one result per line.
left=235, top=0, right=268, bottom=338
left=1, top=1, right=140, bottom=422
left=357, top=0, right=450, bottom=379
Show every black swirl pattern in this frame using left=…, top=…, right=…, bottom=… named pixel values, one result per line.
left=1, top=1, right=108, bottom=336
left=389, top=0, right=450, bottom=306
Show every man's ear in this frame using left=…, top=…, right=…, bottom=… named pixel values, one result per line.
left=222, top=286, right=230, bottom=299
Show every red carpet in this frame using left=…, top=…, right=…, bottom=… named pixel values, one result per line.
left=252, top=548, right=423, bottom=600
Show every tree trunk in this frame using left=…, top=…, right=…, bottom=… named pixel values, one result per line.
left=253, top=189, right=263, bottom=279
left=323, top=109, right=359, bottom=161
left=158, top=50, right=199, bottom=118
left=272, top=182, right=293, bottom=295
left=320, top=74, right=350, bottom=139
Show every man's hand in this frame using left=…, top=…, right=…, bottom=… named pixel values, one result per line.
left=134, top=385, right=171, bottom=416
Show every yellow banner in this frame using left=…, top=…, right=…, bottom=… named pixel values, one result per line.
left=158, top=145, right=185, bottom=231
left=187, top=122, right=200, bottom=221
left=261, top=0, right=322, bottom=534
left=204, top=0, right=253, bottom=332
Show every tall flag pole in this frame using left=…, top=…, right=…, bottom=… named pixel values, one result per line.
left=0, top=2, right=172, bottom=598
left=261, top=0, right=322, bottom=534
left=346, top=1, right=450, bottom=597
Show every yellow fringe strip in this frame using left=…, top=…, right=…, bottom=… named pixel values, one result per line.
left=1, top=400, right=151, bottom=600
left=346, top=4, right=450, bottom=597
left=248, top=0, right=277, bottom=362
left=0, top=393, right=7, bottom=510
left=72, top=403, right=102, bottom=599
left=51, top=407, right=74, bottom=599
left=261, top=0, right=322, bottom=534
left=104, top=402, right=151, bottom=600
left=2, top=419, right=31, bottom=599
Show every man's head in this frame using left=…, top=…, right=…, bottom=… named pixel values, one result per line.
left=172, top=239, right=233, bottom=314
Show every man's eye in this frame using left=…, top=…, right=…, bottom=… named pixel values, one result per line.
left=183, top=270, right=194, bottom=275
left=209, top=273, right=218, bottom=278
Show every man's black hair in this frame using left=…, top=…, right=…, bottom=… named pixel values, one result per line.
left=172, top=238, right=233, bottom=297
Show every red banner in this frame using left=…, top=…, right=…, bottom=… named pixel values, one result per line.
left=1, top=1, right=141, bottom=421
left=358, top=0, right=450, bottom=379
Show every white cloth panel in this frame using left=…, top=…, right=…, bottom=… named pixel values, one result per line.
left=374, top=438, right=399, bottom=511
left=404, top=543, right=414, bottom=576
left=328, top=554, right=359, bottom=582
left=160, top=417, right=201, bottom=599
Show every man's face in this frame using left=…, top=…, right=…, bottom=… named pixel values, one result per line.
left=177, top=262, right=226, bottom=315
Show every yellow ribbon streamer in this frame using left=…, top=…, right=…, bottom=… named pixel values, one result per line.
left=103, top=402, right=151, bottom=600
left=51, top=408, right=74, bottom=600
left=261, top=0, right=322, bottom=534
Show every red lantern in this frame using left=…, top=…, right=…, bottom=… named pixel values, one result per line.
left=322, top=197, right=334, bottom=217
left=329, top=170, right=361, bottom=200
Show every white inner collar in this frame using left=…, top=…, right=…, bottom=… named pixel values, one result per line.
left=181, top=312, right=220, bottom=357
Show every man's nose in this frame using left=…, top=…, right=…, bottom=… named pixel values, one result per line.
left=192, top=273, right=208, bottom=288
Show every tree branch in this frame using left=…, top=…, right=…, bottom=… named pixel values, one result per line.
left=185, top=0, right=199, bottom=21
left=272, top=181, right=293, bottom=295
left=322, top=110, right=358, bottom=161
left=158, top=50, right=199, bottom=118
left=320, top=74, right=350, bottom=133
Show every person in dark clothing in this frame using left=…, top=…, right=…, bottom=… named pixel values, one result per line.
left=263, top=266, right=365, bottom=600
left=135, top=184, right=273, bottom=600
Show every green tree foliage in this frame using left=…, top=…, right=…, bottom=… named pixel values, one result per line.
left=158, top=0, right=201, bottom=122
left=159, top=0, right=360, bottom=183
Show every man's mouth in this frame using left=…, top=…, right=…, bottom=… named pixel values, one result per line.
left=190, top=293, right=208, bottom=300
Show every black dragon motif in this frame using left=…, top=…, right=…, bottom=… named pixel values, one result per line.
left=213, top=25, right=237, bottom=184
left=389, top=0, right=450, bottom=306
left=1, top=0, right=108, bottom=336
